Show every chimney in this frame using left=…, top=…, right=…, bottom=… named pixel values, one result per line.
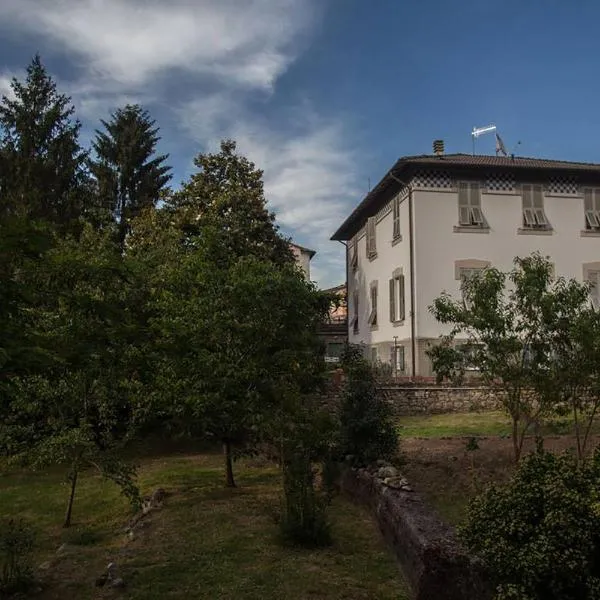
left=433, top=139, right=444, bottom=156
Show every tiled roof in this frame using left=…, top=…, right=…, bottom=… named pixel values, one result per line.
left=331, top=153, right=600, bottom=240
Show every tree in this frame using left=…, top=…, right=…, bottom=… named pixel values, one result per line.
left=169, top=139, right=293, bottom=266
left=338, top=345, right=398, bottom=466
left=3, top=225, right=143, bottom=526
left=90, top=104, right=171, bottom=248
left=134, top=218, right=327, bottom=486
left=428, top=254, right=564, bottom=462
left=0, top=55, right=88, bottom=230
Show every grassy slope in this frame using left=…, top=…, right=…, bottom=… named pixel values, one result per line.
left=1, top=454, right=409, bottom=600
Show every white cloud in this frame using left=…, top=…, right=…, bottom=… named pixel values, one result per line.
left=179, top=96, right=357, bottom=287
left=0, top=0, right=314, bottom=90
left=0, top=72, right=17, bottom=101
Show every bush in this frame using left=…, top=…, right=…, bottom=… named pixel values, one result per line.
left=338, top=345, right=398, bottom=466
left=277, top=393, right=334, bottom=548
left=460, top=448, right=600, bottom=600
left=0, top=518, right=35, bottom=596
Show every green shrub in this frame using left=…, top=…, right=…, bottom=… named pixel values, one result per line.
left=0, top=518, right=35, bottom=596
left=460, top=448, right=600, bottom=600
left=338, top=345, right=398, bottom=466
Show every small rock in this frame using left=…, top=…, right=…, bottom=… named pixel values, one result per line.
left=377, top=466, right=398, bottom=479
left=39, top=561, right=52, bottom=571
left=110, top=577, right=125, bottom=589
left=375, top=459, right=387, bottom=467
left=383, top=476, right=410, bottom=490
left=56, top=543, right=68, bottom=555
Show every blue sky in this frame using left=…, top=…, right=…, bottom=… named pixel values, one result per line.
left=1, top=0, right=599, bottom=287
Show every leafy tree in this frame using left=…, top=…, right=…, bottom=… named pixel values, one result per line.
left=461, top=448, right=600, bottom=600
left=428, top=254, right=564, bottom=462
left=90, top=104, right=171, bottom=248
left=169, top=139, right=293, bottom=266
left=0, top=55, right=88, bottom=230
left=338, top=345, right=398, bottom=466
left=3, top=226, right=143, bottom=526
left=136, top=219, right=327, bottom=486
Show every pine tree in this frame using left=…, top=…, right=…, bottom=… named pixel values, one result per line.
left=170, top=139, right=293, bottom=266
left=0, top=55, right=88, bottom=230
left=90, top=104, right=171, bottom=248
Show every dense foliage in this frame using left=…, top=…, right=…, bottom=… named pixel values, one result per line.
left=338, top=345, right=398, bottom=466
left=461, top=448, right=600, bottom=600
left=428, top=253, right=600, bottom=462
left=0, top=56, right=332, bottom=542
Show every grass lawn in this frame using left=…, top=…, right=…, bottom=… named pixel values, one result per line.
left=399, top=410, right=600, bottom=525
left=0, top=453, right=409, bottom=600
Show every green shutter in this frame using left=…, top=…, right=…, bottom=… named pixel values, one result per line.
left=389, top=278, right=396, bottom=322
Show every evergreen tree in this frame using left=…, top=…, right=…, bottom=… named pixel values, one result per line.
left=90, top=104, right=171, bottom=248
left=170, top=139, right=293, bottom=266
left=0, top=55, right=88, bottom=230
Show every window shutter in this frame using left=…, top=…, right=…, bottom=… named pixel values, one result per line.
left=469, top=182, right=481, bottom=207
left=532, top=185, right=544, bottom=208
left=370, top=218, right=377, bottom=255
left=590, top=272, right=600, bottom=308
left=397, top=346, right=405, bottom=372
left=584, top=188, right=594, bottom=212
left=459, top=206, right=471, bottom=225
left=398, top=274, right=405, bottom=321
left=458, top=182, right=470, bottom=224
left=389, top=278, right=396, bottom=322
left=393, top=197, right=400, bottom=239
left=522, top=184, right=533, bottom=208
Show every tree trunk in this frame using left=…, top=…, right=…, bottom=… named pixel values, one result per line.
left=63, top=468, right=78, bottom=528
left=223, top=440, right=236, bottom=488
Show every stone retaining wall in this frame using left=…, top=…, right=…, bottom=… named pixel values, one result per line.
left=379, top=384, right=502, bottom=415
left=339, top=467, right=492, bottom=600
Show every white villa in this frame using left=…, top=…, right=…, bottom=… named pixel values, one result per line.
left=331, top=147, right=600, bottom=377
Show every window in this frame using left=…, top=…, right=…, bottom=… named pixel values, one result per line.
left=351, top=291, right=359, bottom=334
left=366, top=217, right=377, bottom=258
left=350, top=240, right=358, bottom=271
left=458, top=182, right=485, bottom=226
left=389, top=270, right=405, bottom=322
left=522, top=184, right=549, bottom=228
left=588, top=271, right=600, bottom=309
left=368, top=281, right=378, bottom=327
left=370, top=346, right=378, bottom=364
left=459, top=267, right=484, bottom=307
left=392, top=195, right=401, bottom=240
left=583, top=188, right=600, bottom=230
left=391, top=345, right=405, bottom=373
left=325, top=342, right=345, bottom=363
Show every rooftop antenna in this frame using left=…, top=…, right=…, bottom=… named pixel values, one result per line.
left=471, top=124, right=496, bottom=155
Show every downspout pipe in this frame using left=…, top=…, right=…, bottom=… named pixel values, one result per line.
left=388, top=173, right=417, bottom=379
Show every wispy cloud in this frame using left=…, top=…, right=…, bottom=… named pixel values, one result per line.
left=179, top=95, right=357, bottom=286
left=0, top=72, right=18, bottom=101
left=0, top=0, right=356, bottom=287
left=0, top=0, right=314, bottom=91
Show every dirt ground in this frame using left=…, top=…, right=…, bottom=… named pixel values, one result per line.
left=401, top=434, right=600, bottom=525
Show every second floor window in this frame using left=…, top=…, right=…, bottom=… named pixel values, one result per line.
left=588, top=270, right=600, bottom=308
left=368, top=281, right=378, bottom=327
left=458, top=182, right=485, bottom=226
left=522, top=184, right=549, bottom=228
left=392, top=195, right=401, bottom=240
left=366, top=217, right=377, bottom=258
left=389, top=271, right=405, bottom=322
left=584, top=188, right=600, bottom=230
left=350, top=240, right=358, bottom=271
left=459, top=267, right=484, bottom=307
left=351, top=291, right=359, bottom=334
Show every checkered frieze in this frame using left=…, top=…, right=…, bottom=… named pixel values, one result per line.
left=547, top=176, right=578, bottom=195
left=411, top=171, right=453, bottom=189
left=486, top=173, right=515, bottom=191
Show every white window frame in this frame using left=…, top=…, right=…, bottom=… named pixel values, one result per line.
left=583, top=188, right=600, bottom=230
left=458, top=181, right=485, bottom=227
left=522, top=184, right=549, bottom=228
left=389, top=270, right=405, bottom=323
left=459, top=342, right=483, bottom=371
left=392, top=195, right=401, bottom=240
left=588, top=270, right=600, bottom=309
left=368, top=281, right=378, bottom=327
